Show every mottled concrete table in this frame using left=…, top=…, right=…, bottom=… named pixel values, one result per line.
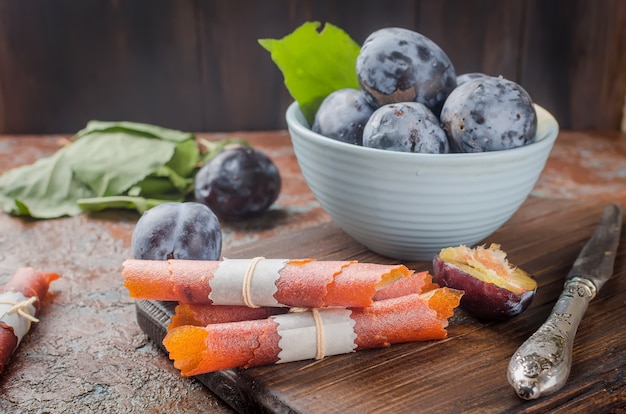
left=0, top=130, right=624, bottom=413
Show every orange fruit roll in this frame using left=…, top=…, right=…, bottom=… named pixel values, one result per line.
left=169, top=270, right=439, bottom=328
left=163, top=287, right=463, bottom=376
left=169, top=303, right=288, bottom=329
left=122, top=258, right=414, bottom=308
left=0, top=267, right=60, bottom=373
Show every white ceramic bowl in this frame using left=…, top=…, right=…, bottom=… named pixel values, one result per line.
left=286, top=102, right=559, bottom=261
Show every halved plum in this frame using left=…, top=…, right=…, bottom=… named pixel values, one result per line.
left=432, top=244, right=536, bottom=321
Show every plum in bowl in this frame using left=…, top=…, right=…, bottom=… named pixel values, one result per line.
left=285, top=102, right=559, bottom=261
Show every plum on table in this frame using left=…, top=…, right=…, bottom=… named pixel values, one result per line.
left=432, top=243, right=537, bottom=321
left=131, top=202, right=222, bottom=261
left=194, top=145, right=281, bottom=219
left=356, top=27, right=457, bottom=115
left=440, top=76, right=537, bottom=153
left=363, top=102, right=450, bottom=154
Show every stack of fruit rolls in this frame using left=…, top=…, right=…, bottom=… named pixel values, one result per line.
left=122, top=258, right=462, bottom=375
left=0, top=267, right=60, bottom=373
left=166, top=269, right=437, bottom=329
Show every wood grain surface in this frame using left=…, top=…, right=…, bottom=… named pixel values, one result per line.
left=1, top=0, right=625, bottom=133
left=137, top=197, right=626, bottom=413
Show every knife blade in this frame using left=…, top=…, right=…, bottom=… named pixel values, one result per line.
left=507, top=203, right=622, bottom=400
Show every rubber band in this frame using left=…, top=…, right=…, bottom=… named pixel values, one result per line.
left=242, top=257, right=265, bottom=308
left=311, top=309, right=325, bottom=360
left=288, top=307, right=325, bottom=360
left=0, top=296, right=39, bottom=323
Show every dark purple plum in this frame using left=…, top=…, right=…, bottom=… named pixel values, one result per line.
left=441, top=76, right=537, bottom=153
left=433, top=244, right=537, bottom=321
left=131, top=202, right=222, bottom=260
left=194, top=145, right=281, bottom=218
left=456, top=72, right=488, bottom=86
left=312, top=88, right=375, bottom=145
left=363, top=102, right=450, bottom=154
left=356, top=27, right=457, bottom=115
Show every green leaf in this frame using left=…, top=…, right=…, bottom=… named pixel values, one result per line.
left=150, top=165, right=194, bottom=194
left=131, top=177, right=177, bottom=198
left=65, top=132, right=178, bottom=197
left=77, top=196, right=175, bottom=215
left=0, top=147, right=94, bottom=218
left=76, top=120, right=193, bottom=143
left=197, top=137, right=251, bottom=165
left=0, top=120, right=200, bottom=219
left=76, top=121, right=200, bottom=184
left=166, top=138, right=200, bottom=179
left=259, top=21, right=361, bottom=124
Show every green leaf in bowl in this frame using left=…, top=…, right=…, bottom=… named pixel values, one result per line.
left=259, top=21, right=361, bottom=124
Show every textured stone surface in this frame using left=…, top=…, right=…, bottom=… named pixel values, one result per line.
left=0, top=131, right=327, bottom=413
left=532, top=131, right=626, bottom=204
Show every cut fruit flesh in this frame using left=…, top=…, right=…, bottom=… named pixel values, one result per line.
left=437, top=244, right=536, bottom=294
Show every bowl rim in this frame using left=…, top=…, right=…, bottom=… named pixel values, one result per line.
left=286, top=101, right=559, bottom=162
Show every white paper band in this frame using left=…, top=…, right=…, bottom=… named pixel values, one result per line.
left=274, top=308, right=357, bottom=363
left=208, top=258, right=287, bottom=307
left=0, top=291, right=37, bottom=345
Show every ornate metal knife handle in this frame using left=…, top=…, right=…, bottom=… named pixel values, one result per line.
left=507, top=276, right=596, bottom=399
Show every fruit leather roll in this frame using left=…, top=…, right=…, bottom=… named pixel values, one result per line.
left=122, top=258, right=413, bottom=308
left=0, top=267, right=60, bottom=373
left=169, top=303, right=289, bottom=329
left=168, top=270, right=438, bottom=329
left=163, top=287, right=463, bottom=376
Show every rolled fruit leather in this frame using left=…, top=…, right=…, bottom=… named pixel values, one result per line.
left=122, top=258, right=416, bottom=308
left=163, top=288, right=463, bottom=376
left=168, top=270, right=437, bottom=329
left=0, top=267, right=60, bottom=373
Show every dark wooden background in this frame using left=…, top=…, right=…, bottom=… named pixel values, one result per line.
left=0, top=0, right=625, bottom=134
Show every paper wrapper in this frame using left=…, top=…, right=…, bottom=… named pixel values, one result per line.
left=0, top=292, right=37, bottom=345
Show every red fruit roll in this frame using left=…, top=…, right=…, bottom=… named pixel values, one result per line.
left=163, top=287, right=463, bottom=376
left=122, top=258, right=414, bottom=308
left=0, top=267, right=60, bottom=373
left=168, top=270, right=440, bottom=329
left=168, top=303, right=288, bottom=329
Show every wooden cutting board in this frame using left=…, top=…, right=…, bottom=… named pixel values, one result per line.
left=135, top=197, right=626, bottom=413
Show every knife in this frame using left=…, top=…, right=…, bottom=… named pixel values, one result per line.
left=507, top=203, right=622, bottom=400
